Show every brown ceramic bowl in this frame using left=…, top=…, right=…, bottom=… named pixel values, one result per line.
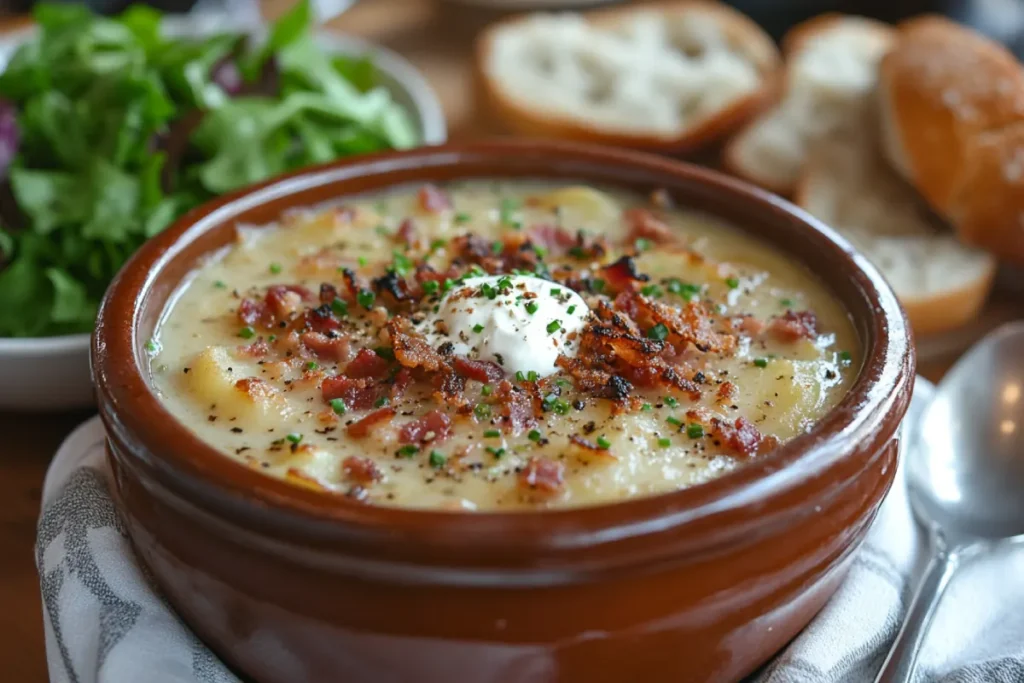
left=92, top=140, right=915, bottom=683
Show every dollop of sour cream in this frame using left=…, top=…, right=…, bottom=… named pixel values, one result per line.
left=422, top=275, right=589, bottom=377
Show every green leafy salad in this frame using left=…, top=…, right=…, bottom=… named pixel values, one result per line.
left=0, top=1, right=418, bottom=337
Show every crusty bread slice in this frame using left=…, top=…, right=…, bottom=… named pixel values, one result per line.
left=722, top=15, right=896, bottom=195
left=878, top=15, right=1024, bottom=264
left=475, top=1, right=780, bottom=152
left=796, top=143, right=996, bottom=336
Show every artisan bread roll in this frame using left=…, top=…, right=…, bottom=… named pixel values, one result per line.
left=475, top=1, right=780, bottom=152
left=796, top=143, right=996, bottom=336
left=879, top=16, right=1024, bottom=264
left=723, top=15, right=896, bottom=195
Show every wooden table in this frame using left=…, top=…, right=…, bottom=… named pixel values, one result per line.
left=1, top=1, right=1020, bottom=679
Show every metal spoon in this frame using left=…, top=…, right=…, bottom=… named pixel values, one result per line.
left=874, top=321, right=1024, bottom=683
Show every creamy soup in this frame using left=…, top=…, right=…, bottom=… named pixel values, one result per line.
left=150, top=182, right=858, bottom=510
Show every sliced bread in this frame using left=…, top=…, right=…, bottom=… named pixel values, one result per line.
left=878, top=15, right=1024, bottom=264
left=795, top=143, right=996, bottom=336
left=722, top=15, right=896, bottom=195
left=475, top=1, right=780, bottom=152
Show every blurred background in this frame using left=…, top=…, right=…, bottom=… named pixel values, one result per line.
left=0, top=0, right=1020, bottom=58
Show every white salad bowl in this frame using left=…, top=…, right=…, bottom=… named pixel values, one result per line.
left=0, top=334, right=93, bottom=411
left=0, top=21, right=446, bottom=413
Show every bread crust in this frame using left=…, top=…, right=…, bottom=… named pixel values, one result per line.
left=878, top=15, right=1024, bottom=264
left=475, top=1, right=781, bottom=153
left=794, top=149, right=996, bottom=336
left=721, top=14, right=896, bottom=195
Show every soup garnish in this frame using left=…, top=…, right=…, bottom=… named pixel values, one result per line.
left=151, top=182, right=858, bottom=510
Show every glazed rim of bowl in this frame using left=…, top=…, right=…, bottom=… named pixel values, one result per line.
left=93, top=140, right=914, bottom=580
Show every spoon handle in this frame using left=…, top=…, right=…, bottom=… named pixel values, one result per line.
left=874, top=541, right=961, bottom=683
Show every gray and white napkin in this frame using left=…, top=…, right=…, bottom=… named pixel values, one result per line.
left=35, top=378, right=1024, bottom=683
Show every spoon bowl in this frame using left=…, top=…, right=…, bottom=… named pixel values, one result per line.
left=876, top=321, right=1024, bottom=683
left=909, top=321, right=1024, bottom=541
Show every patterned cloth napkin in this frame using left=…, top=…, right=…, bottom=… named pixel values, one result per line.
left=34, top=378, right=1024, bottom=683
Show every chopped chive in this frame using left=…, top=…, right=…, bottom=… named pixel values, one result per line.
left=484, top=429, right=501, bottom=438
left=567, top=305, right=577, bottom=314
left=555, top=378, right=570, bottom=388
left=596, top=436, right=611, bottom=449
left=423, top=280, right=439, bottom=295
left=754, top=358, right=768, bottom=368
left=430, top=238, right=447, bottom=251
left=499, top=198, right=519, bottom=226
left=515, top=370, right=526, bottom=382
left=454, top=212, right=471, bottom=224
left=657, top=437, right=671, bottom=448
left=306, top=361, right=319, bottom=371
left=839, top=350, right=852, bottom=363
left=550, top=287, right=562, bottom=296
left=496, top=276, right=513, bottom=291
left=641, top=403, right=653, bottom=411
left=144, top=339, right=158, bottom=353
left=442, top=279, right=455, bottom=293
left=648, top=323, right=669, bottom=341
left=664, top=396, right=678, bottom=408
left=486, top=446, right=506, bottom=458
left=641, top=284, right=663, bottom=298
left=780, top=298, right=794, bottom=307
left=528, top=429, right=542, bottom=442
left=267, top=335, right=277, bottom=343
left=358, top=256, right=367, bottom=267
left=269, top=262, right=282, bottom=274
left=397, top=444, right=419, bottom=458
left=357, top=289, right=375, bottom=309
left=527, top=370, right=539, bottom=382
left=374, top=396, right=390, bottom=408
left=286, top=433, right=303, bottom=444
left=474, top=403, right=492, bottom=419
left=666, top=416, right=682, bottom=426
left=591, top=278, right=606, bottom=293
left=533, top=245, right=548, bottom=258
left=491, top=241, right=504, bottom=254
left=546, top=320, right=561, bottom=334
left=686, top=423, right=704, bottom=439
left=552, top=399, right=570, bottom=415
left=239, top=326, right=256, bottom=339
left=634, top=237, right=652, bottom=252
left=725, top=277, right=740, bottom=289
left=331, top=297, right=349, bottom=317
left=329, top=398, right=347, bottom=415
left=525, top=301, right=539, bottom=315
left=666, top=279, right=701, bottom=300
left=481, top=384, right=494, bottom=396
left=429, top=450, right=447, bottom=468
left=213, top=280, right=227, bottom=289
left=389, top=250, right=414, bottom=276
left=473, top=323, right=484, bottom=333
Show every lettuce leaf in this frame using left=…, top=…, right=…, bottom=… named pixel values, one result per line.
left=0, top=0, right=419, bottom=338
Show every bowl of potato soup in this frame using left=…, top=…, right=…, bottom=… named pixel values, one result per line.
left=92, top=140, right=914, bottom=683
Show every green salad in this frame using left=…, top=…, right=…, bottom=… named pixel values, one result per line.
left=0, top=1, right=417, bottom=337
